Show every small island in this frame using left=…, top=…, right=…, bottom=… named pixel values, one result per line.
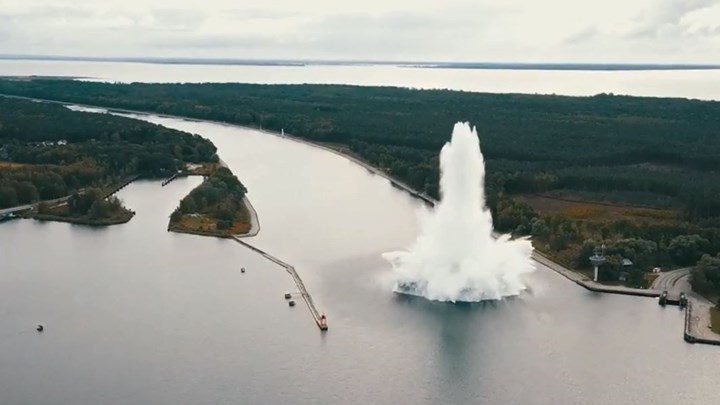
left=168, top=166, right=253, bottom=237
left=32, top=188, right=134, bottom=225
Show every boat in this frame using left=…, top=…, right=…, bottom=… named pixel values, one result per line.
left=288, top=300, right=296, bottom=307
left=318, top=313, right=328, bottom=331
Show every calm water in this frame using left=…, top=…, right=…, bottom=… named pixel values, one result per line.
left=1, top=113, right=718, bottom=405
left=1, top=59, right=720, bottom=100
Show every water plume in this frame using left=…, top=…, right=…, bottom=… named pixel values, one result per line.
left=383, top=122, right=534, bottom=302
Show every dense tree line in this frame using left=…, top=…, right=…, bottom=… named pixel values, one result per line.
left=2, top=80, right=718, bottom=211
left=3, top=79, right=720, bottom=293
left=691, top=254, right=720, bottom=298
left=170, top=167, right=248, bottom=230
left=0, top=97, right=218, bottom=208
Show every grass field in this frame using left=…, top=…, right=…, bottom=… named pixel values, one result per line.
left=516, top=194, right=677, bottom=222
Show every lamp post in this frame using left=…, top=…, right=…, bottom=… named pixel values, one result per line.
left=589, top=245, right=606, bottom=282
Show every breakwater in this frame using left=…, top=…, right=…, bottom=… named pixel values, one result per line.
left=231, top=236, right=326, bottom=330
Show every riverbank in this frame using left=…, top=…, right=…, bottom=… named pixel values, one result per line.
left=685, top=302, right=720, bottom=345
left=0, top=94, right=662, bottom=287
left=0, top=94, right=677, bottom=288
left=4, top=94, right=716, bottom=342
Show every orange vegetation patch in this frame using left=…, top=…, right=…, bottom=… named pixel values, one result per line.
left=170, top=203, right=251, bottom=236
left=185, top=162, right=221, bottom=176
left=515, top=194, right=677, bottom=223
left=0, top=161, right=28, bottom=169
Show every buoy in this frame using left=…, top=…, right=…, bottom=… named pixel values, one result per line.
left=289, top=300, right=296, bottom=307
left=36, top=324, right=44, bottom=332
left=284, top=293, right=292, bottom=299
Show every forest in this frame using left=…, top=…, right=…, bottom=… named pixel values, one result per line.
left=0, top=96, right=218, bottom=212
left=169, top=167, right=251, bottom=235
left=1, top=80, right=719, bottom=293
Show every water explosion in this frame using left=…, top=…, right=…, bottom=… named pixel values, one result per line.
left=383, top=122, right=534, bottom=302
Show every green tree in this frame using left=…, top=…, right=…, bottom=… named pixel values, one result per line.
left=15, top=181, right=39, bottom=204
left=0, top=185, right=18, bottom=208
left=668, top=235, right=709, bottom=265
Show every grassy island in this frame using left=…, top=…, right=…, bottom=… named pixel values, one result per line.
left=168, top=166, right=251, bottom=236
left=2, top=80, right=720, bottom=295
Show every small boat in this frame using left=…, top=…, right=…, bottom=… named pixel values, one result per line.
left=36, top=324, right=44, bottom=332
left=284, top=293, right=292, bottom=299
left=240, top=267, right=246, bottom=273
left=289, top=300, right=296, bottom=307
left=319, top=313, right=328, bottom=331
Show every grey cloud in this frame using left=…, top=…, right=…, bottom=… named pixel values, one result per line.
left=220, top=8, right=295, bottom=21
left=151, top=8, right=206, bottom=31
left=564, top=26, right=598, bottom=45
left=627, top=0, right=719, bottom=38
left=294, top=12, right=488, bottom=59
left=0, top=5, right=95, bottom=22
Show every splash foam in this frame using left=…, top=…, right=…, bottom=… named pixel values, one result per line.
left=383, top=122, right=534, bottom=302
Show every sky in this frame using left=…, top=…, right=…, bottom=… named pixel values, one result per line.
left=0, top=0, right=719, bottom=63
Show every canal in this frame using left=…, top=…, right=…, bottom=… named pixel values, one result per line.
left=1, top=113, right=718, bottom=404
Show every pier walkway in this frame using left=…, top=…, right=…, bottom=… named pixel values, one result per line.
left=161, top=171, right=187, bottom=187
left=231, top=236, right=326, bottom=330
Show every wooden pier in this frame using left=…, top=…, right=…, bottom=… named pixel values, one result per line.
left=161, top=171, right=187, bottom=187
left=231, top=236, right=327, bottom=331
left=104, top=175, right=140, bottom=198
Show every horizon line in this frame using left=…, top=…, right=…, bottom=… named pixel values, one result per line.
left=2, top=54, right=720, bottom=71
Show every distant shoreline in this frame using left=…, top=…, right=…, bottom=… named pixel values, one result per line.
left=2, top=55, right=720, bottom=71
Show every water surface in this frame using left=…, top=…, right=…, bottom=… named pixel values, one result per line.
left=1, top=59, right=719, bottom=100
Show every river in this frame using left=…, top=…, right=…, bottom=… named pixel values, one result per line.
left=1, top=110, right=718, bottom=404
left=1, top=59, right=720, bottom=100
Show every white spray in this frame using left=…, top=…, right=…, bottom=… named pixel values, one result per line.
left=383, top=122, right=535, bottom=302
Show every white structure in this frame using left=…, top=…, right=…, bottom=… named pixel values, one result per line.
left=589, top=245, right=606, bottom=282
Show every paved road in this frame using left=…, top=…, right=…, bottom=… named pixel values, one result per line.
left=650, top=268, right=714, bottom=305
left=0, top=196, right=72, bottom=217
left=0, top=204, right=33, bottom=216
left=651, top=268, right=691, bottom=292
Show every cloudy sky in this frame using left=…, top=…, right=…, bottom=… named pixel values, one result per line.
left=1, top=0, right=719, bottom=63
